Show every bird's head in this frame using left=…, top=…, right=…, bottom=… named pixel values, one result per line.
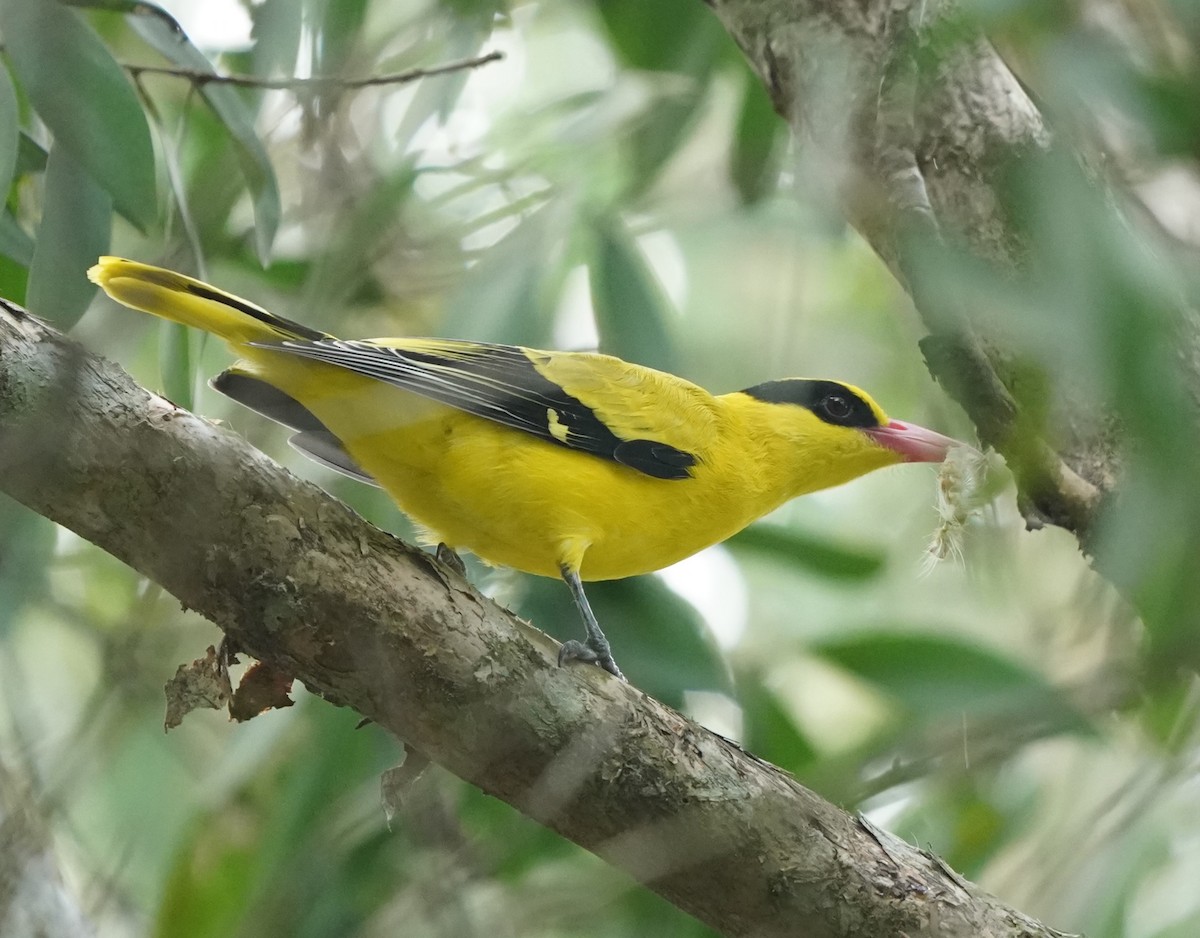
left=737, top=378, right=959, bottom=495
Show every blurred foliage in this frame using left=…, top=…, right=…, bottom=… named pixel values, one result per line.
left=3, top=1, right=1200, bottom=936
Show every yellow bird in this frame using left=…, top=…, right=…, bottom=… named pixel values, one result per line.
left=88, top=257, right=958, bottom=680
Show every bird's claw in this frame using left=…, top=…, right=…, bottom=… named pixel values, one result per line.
left=557, top=639, right=625, bottom=681
left=435, top=542, right=467, bottom=576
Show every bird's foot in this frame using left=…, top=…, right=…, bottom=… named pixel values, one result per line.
left=557, top=638, right=625, bottom=681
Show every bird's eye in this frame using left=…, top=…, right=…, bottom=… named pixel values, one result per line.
left=821, top=394, right=852, bottom=420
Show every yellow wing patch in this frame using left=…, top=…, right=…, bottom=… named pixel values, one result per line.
left=546, top=408, right=570, bottom=443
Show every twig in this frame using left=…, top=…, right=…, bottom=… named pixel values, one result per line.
left=125, top=50, right=504, bottom=91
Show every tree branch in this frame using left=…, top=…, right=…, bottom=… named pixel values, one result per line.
left=0, top=304, right=1076, bottom=937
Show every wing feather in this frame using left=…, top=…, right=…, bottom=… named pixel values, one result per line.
left=211, top=368, right=378, bottom=485
left=249, top=338, right=705, bottom=480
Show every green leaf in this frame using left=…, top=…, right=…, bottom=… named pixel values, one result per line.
left=0, top=210, right=32, bottom=265
left=155, top=809, right=261, bottom=938
left=595, top=0, right=720, bottom=72
left=727, top=523, right=887, bottom=581
left=175, top=106, right=247, bottom=250
left=737, top=673, right=818, bottom=774
left=249, top=0, right=303, bottom=78
left=312, top=0, right=369, bottom=76
left=61, top=0, right=184, bottom=29
left=0, top=0, right=155, bottom=229
left=0, top=252, right=27, bottom=302
left=514, top=574, right=731, bottom=707
left=813, top=631, right=1088, bottom=730
left=458, top=785, right=580, bottom=880
left=15, top=132, right=47, bottom=176
left=439, top=0, right=509, bottom=22
left=0, top=62, right=19, bottom=201
left=891, top=776, right=1028, bottom=879
left=588, top=213, right=678, bottom=371
left=626, top=91, right=706, bottom=197
left=593, top=0, right=725, bottom=194
left=1139, top=678, right=1200, bottom=753
left=127, top=12, right=281, bottom=259
left=1150, top=911, right=1200, bottom=938
left=158, top=323, right=194, bottom=410
left=27, top=144, right=111, bottom=328
left=731, top=74, right=785, bottom=204
left=0, top=499, right=57, bottom=635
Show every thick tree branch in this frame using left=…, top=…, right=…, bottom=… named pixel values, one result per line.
left=0, top=304, right=1076, bottom=937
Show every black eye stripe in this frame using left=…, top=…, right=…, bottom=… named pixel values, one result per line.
left=740, top=379, right=881, bottom=429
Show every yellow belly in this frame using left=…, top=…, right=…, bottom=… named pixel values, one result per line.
left=342, top=408, right=762, bottom=580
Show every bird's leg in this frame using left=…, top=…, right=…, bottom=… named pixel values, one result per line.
left=556, top=565, right=625, bottom=681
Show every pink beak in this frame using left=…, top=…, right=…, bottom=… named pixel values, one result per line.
left=864, top=420, right=959, bottom=463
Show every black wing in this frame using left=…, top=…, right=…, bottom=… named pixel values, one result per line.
left=249, top=339, right=698, bottom=480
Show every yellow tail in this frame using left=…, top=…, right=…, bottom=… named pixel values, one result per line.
left=87, top=257, right=328, bottom=346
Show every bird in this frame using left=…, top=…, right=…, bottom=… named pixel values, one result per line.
left=88, top=256, right=959, bottom=680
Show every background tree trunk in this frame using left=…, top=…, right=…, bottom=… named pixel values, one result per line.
left=704, top=0, right=1158, bottom=536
